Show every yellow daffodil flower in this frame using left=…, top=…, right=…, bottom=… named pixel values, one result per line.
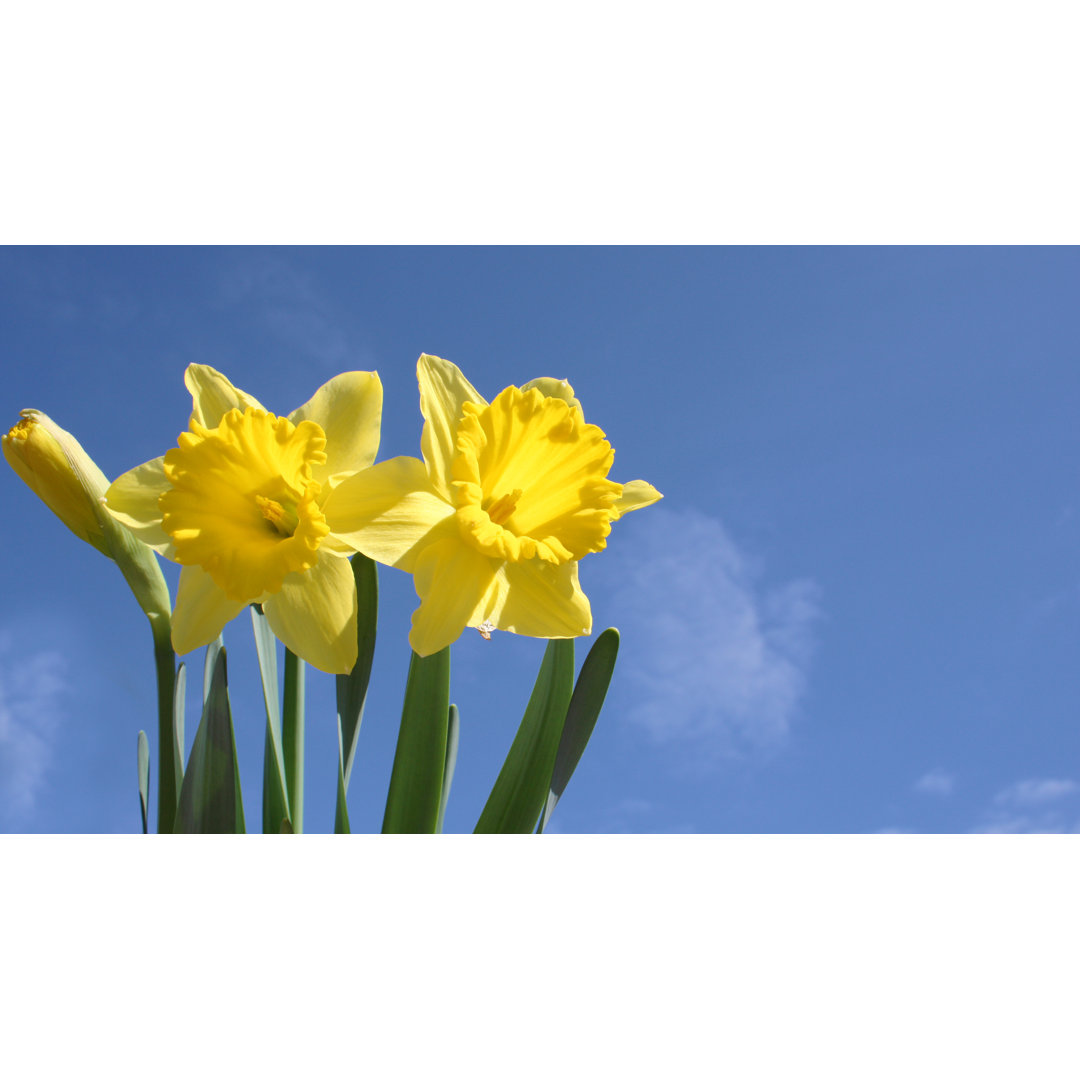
left=105, top=365, right=382, bottom=674
left=4, top=409, right=171, bottom=623
left=322, top=354, right=662, bottom=657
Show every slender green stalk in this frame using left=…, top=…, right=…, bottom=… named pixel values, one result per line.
left=282, top=648, right=306, bottom=834
left=151, top=618, right=180, bottom=834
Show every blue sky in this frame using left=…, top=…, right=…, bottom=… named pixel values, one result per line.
left=2, top=245, right=1079, bottom=833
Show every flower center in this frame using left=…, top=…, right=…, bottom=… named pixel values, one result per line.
left=159, top=407, right=331, bottom=602
left=450, top=386, right=622, bottom=564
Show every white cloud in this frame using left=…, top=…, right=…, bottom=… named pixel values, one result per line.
left=915, top=769, right=955, bottom=796
left=970, top=777, right=1080, bottom=832
left=215, top=253, right=369, bottom=369
left=0, top=633, right=67, bottom=821
left=589, top=507, right=820, bottom=755
left=994, top=779, right=1078, bottom=807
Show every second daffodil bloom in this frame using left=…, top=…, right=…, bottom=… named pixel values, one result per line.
left=322, top=354, right=662, bottom=657
left=105, top=365, right=382, bottom=674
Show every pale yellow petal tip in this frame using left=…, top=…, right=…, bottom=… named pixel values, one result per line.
left=519, top=377, right=581, bottom=411
left=306, top=639, right=358, bottom=675
left=611, top=480, right=663, bottom=520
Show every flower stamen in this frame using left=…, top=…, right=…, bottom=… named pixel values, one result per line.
left=256, top=494, right=298, bottom=536
left=485, top=488, right=522, bottom=526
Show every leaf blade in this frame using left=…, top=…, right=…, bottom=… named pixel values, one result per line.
left=334, top=554, right=378, bottom=831
left=382, top=648, right=450, bottom=834
left=137, top=730, right=150, bottom=835
left=174, top=647, right=245, bottom=834
left=436, top=704, right=460, bottom=834
left=538, top=628, right=619, bottom=833
left=475, top=639, right=574, bottom=834
left=251, top=605, right=291, bottom=833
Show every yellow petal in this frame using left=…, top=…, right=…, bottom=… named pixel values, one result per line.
left=104, top=456, right=174, bottom=555
left=288, top=371, right=383, bottom=493
left=417, top=354, right=487, bottom=501
left=184, top=364, right=265, bottom=428
left=475, top=560, right=592, bottom=639
left=263, top=550, right=358, bottom=674
left=610, top=479, right=663, bottom=520
left=409, top=537, right=498, bottom=657
left=323, top=456, right=456, bottom=572
left=172, top=565, right=247, bottom=655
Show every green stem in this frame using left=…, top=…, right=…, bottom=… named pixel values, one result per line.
left=282, top=648, right=305, bottom=834
left=151, top=617, right=180, bottom=834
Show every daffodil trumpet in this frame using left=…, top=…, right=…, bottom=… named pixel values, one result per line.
left=105, top=364, right=384, bottom=675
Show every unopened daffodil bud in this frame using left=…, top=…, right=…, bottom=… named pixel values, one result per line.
left=4, top=409, right=112, bottom=555
left=4, top=409, right=172, bottom=626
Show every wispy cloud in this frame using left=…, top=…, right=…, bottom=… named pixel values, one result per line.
left=915, top=768, right=955, bottom=796
left=590, top=507, right=821, bottom=756
left=215, top=253, right=372, bottom=369
left=994, top=778, right=1078, bottom=807
left=0, top=632, right=68, bottom=823
left=972, top=777, right=1080, bottom=832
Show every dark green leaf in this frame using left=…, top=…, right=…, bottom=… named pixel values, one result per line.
left=538, top=628, right=619, bottom=833
left=436, top=704, right=460, bottom=834
left=334, top=554, right=378, bottom=830
left=382, top=648, right=450, bottom=834
left=174, top=647, right=246, bottom=833
left=251, top=605, right=291, bottom=833
left=137, top=730, right=150, bottom=835
left=475, top=639, right=574, bottom=834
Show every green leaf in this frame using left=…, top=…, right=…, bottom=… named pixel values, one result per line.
left=382, top=648, right=450, bottom=834
left=251, top=605, right=291, bottom=833
left=335, top=554, right=378, bottom=831
left=475, top=639, right=574, bottom=834
left=538, top=628, right=620, bottom=833
left=137, top=730, right=150, bottom=835
left=174, top=646, right=246, bottom=833
left=203, top=634, right=223, bottom=704
left=436, top=704, right=460, bottom=834
left=173, top=661, right=187, bottom=776
left=334, top=715, right=351, bottom=835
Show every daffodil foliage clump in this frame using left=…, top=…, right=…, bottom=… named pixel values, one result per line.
left=4, top=355, right=661, bottom=833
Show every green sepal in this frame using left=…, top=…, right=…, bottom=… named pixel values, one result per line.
left=436, top=704, right=460, bottom=834
left=382, top=648, right=450, bottom=834
left=174, top=646, right=246, bottom=833
left=538, top=628, right=619, bottom=833
left=251, top=605, right=291, bottom=833
left=334, top=554, right=378, bottom=832
left=475, top=639, right=574, bottom=834
left=137, top=730, right=150, bottom=835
